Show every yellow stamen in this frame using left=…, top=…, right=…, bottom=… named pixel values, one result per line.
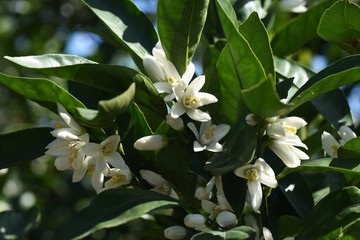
left=110, top=174, right=127, bottom=184
left=168, top=76, right=179, bottom=84
left=245, top=168, right=259, bottom=182
left=205, top=127, right=215, bottom=140
left=183, top=97, right=200, bottom=108
left=332, top=144, right=339, bottom=157
left=87, top=164, right=96, bottom=177
left=102, top=144, right=113, bottom=156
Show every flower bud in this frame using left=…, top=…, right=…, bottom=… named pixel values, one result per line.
left=183, top=214, right=206, bottom=229
left=245, top=113, right=257, bottom=126
left=195, top=187, right=209, bottom=200
left=166, top=114, right=184, bottom=131
left=134, top=135, right=168, bottom=151
left=164, top=225, right=186, bottom=240
left=216, top=211, right=238, bottom=228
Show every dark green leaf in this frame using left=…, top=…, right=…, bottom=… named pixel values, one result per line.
left=338, top=138, right=360, bottom=158
left=0, top=209, right=39, bottom=239
left=0, top=73, right=85, bottom=114
left=318, top=0, right=360, bottom=54
left=297, top=186, right=360, bottom=240
left=81, top=0, right=158, bottom=68
left=277, top=158, right=360, bottom=180
left=205, top=122, right=256, bottom=175
left=192, top=226, right=256, bottom=240
left=157, top=0, right=209, bottom=74
left=0, top=127, right=53, bottom=169
left=54, top=188, right=178, bottom=240
left=222, top=172, right=246, bottom=216
left=277, top=215, right=302, bottom=239
left=271, top=0, right=338, bottom=56
left=238, top=12, right=275, bottom=78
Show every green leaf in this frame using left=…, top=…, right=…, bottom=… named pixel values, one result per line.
left=238, top=12, right=275, bottom=78
left=215, top=0, right=267, bottom=89
left=0, top=73, right=85, bottom=114
left=81, top=0, right=158, bottom=68
left=277, top=158, right=360, bottom=180
left=54, top=188, right=178, bottom=240
left=278, top=215, right=302, bottom=239
left=192, top=226, right=256, bottom=240
left=271, top=0, right=338, bottom=56
left=205, top=122, right=256, bottom=175
left=74, top=83, right=135, bottom=128
left=0, top=127, right=53, bottom=169
left=318, top=0, right=360, bottom=54
left=157, top=0, right=209, bottom=75
left=338, top=138, right=360, bottom=158
left=222, top=172, right=247, bottom=216
left=241, top=79, right=290, bottom=118
left=290, top=55, right=360, bottom=111
left=297, top=186, right=360, bottom=240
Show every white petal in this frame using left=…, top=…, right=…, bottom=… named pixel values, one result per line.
left=101, top=135, right=120, bottom=150
left=291, top=146, right=309, bottom=160
left=234, top=165, right=249, bottom=179
left=57, top=103, right=83, bottom=133
left=187, top=75, right=205, bottom=96
left=187, top=122, right=200, bottom=139
left=269, top=142, right=301, bottom=168
left=199, top=120, right=212, bottom=137
left=263, top=227, right=274, bottom=240
left=171, top=102, right=186, bottom=118
left=266, top=123, right=286, bottom=138
left=283, top=116, right=307, bottom=129
left=106, top=152, right=126, bottom=169
left=143, top=56, right=166, bottom=82
left=163, top=93, right=176, bottom=102
left=247, top=180, right=262, bottom=212
left=163, top=60, right=181, bottom=81
left=212, top=124, right=231, bottom=143
left=169, top=188, right=179, bottom=199
left=321, top=131, right=339, bottom=158
left=201, top=200, right=217, bottom=214
left=140, top=169, right=166, bottom=187
left=205, top=142, right=223, bottom=152
left=81, top=142, right=101, bottom=156
left=154, top=82, right=172, bottom=94
left=195, top=92, right=218, bottom=107
left=182, top=62, right=195, bottom=84
left=339, top=126, right=357, bottom=144
left=51, top=129, right=79, bottom=140
left=187, top=109, right=211, bottom=122
left=72, top=165, right=87, bottom=182
left=92, top=170, right=104, bottom=193
left=54, top=157, right=72, bottom=171
left=194, top=141, right=206, bottom=152
left=134, top=135, right=167, bottom=151
left=259, top=172, right=278, bottom=189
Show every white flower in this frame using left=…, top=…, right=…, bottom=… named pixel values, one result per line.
left=143, top=42, right=195, bottom=101
left=171, top=76, right=218, bottom=122
left=166, top=114, right=184, bottom=131
left=81, top=135, right=127, bottom=193
left=278, top=0, right=307, bottom=13
left=103, top=166, right=132, bottom=191
left=134, top=135, right=168, bottom=151
left=322, top=125, right=357, bottom=158
left=187, top=120, right=230, bottom=152
left=50, top=103, right=84, bottom=139
left=267, top=116, right=309, bottom=168
left=216, top=211, right=238, bottom=228
left=45, top=133, right=89, bottom=182
left=183, top=214, right=206, bottom=229
left=164, top=226, right=187, bottom=240
left=234, top=158, right=278, bottom=212
left=140, top=170, right=178, bottom=199
left=246, top=113, right=258, bottom=126
left=262, top=227, right=274, bottom=240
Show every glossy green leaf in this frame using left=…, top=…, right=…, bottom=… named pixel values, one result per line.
left=54, top=188, right=178, bottom=240
left=157, top=0, right=209, bottom=75
left=215, top=0, right=266, bottom=89
left=0, top=128, right=53, bottom=168
left=216, top=45, right=244, bottom=124
left=0, top=73, right=85, bottom=114
left=297, top=186, right=360, bottom=240
left=338, top=138, right=360, bottom=158
left=290, top=55, right=360, bottom=111
left=278, top=215, right=302, bottom=239
left=238, top=11, right=274, bottom=78
left=271, top=0, right=338, bottom=56
left=74, top=83, right=135, bottom=128
left=241, top=79, right=290, bottom=118
left=6, top=54, right=167, bottom=124
left=318, top=0, right=360, bottom=54
left=192, top=226, right=256, bottom=240
left=81, top=0, right=158, bottom=68
left=277, top=158, right=360, bottom=180
left=222, top=172, right=247, bottom=216
left=205, top=122, right=256, bottom=175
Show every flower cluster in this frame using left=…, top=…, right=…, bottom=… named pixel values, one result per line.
left=45, top=104, right=132, bottom=193
left=321, top=125, right=357, bottom=158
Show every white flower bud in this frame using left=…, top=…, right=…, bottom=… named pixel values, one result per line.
left=166, top=114, right=184, bottom=131
left=134, top=135, right=168, bottom=151
left=195, top=187, right=210, bottom=200
left=245, top=113, right=257, bottom=126
left=216, top=211, right=238, bottom=228
left=164, top=226, right=187, bottom=240
left=184, top=214, right=206, bottom=229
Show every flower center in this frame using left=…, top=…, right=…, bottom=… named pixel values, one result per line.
left=245, top=168, right=259, bottom=181
left=168, top=76, right=179, bottom=84
left=54, top=122, right=65, bottom=129
left=283, top=124, right=297, bottom=135
left=332, top=144, right=339, bottom=157
left=201, top=127, right=215, bottom=145
left=101, top=144, right=113, bottom=156
left=110, top=174, right=127, bottom=185
left=87, top=164, right=96, bottom=177
left=183, top=96, right=200, bottom=108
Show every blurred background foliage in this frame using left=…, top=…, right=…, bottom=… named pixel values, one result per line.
left=0, top=0, right=359, bottom=239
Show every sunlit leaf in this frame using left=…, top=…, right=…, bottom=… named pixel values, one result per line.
left=54, top=188, right=178, bottom=240
left=81, top=0, right=158, bottom=68
left=338, top=138, right=360, bottom=158
left=5, top=54, right=96, bottom=67
left=318, top=0, right=360, bottom=54
left=157, top=0, right=209, bottom=75
left=0, top=73, right=85, bottom=114
left=271, top=0, right=338, bottom=56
